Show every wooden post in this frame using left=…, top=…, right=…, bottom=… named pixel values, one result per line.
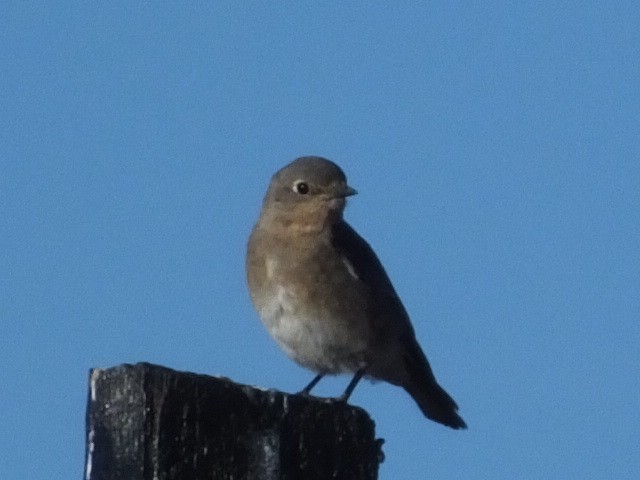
left=84, top=363, right=383, bottom=480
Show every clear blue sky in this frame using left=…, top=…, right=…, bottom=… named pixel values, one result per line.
left=2, top=2, right=639, bottom=479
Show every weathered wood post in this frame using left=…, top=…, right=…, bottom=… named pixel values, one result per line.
left=84, top=363, right=383, bottom=480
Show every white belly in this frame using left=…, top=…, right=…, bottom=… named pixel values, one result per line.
left=258, top=284, right=367, bottom=374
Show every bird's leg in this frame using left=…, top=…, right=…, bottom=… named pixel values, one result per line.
left=299, top=373, right=325, bottom=396
left=338, top=369, right=366, bottom=401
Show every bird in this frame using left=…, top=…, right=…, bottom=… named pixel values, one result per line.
left=246, top=156, right=466, bottom=429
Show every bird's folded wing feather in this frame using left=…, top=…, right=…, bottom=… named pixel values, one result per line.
left=331, top=221, right=415, bottom=334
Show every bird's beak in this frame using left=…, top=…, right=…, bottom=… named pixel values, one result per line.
left=340, top=185, right=358, bottom=197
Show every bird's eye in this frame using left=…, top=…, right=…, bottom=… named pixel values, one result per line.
left=294, top=181, right=309, bottom=194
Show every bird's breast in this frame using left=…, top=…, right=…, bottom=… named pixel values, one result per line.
left=254, top=255, right=370, bottom=374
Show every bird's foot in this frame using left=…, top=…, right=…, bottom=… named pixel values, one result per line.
left=297, top=373, right=325, bottom=397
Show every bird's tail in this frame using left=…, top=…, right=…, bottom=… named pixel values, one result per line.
left=402, top=337, right=467, bottom=429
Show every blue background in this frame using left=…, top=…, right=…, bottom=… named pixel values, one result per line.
left=2, top=2, right=639, bottom=479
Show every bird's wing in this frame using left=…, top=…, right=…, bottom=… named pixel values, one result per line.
left=331, top=221, right=414, bottom=334
left=332, top=222, right=466, bottom=429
